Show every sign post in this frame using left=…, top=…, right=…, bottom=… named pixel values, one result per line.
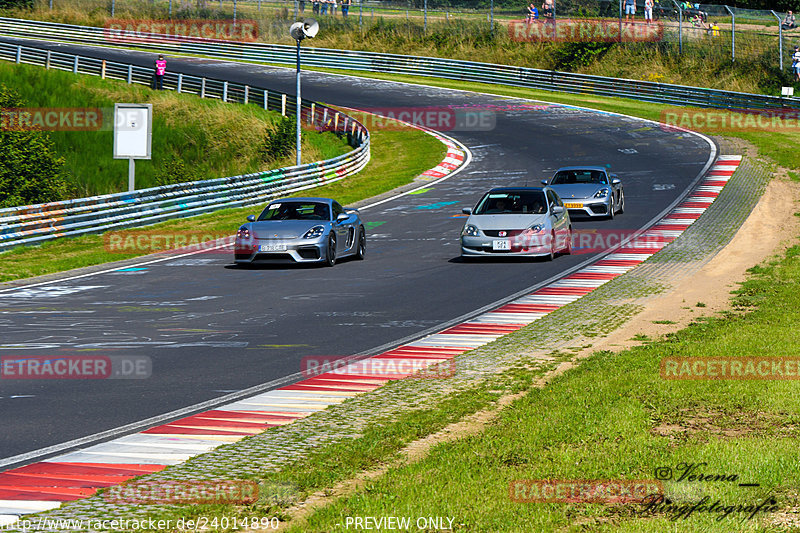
left=113, top=104, right=152, bottom=192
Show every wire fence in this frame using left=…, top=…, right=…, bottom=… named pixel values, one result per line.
left=0, top=39, right=371, bottom=252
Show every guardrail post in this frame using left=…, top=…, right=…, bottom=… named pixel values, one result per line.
left=223, top=81, right=228, bottom=102
left=15, top=46, right=21, bottom=64
left=772, top=11, right=783, bottom=71
left=177, top=72, right=183, bottom=93
left=310, top=102, right=315, bottom=124
left=73, top=56, right=79, bottom=74
left=281, top=94, right=286, bottom=116
left=490, top=0, right=494, bottom=32
left=201, top=77, right=206, bottom=98
left=359, top=0, right=363, bottom=30
left=169, top=0, right=172, bottom=17
left=334, top=112, right=339, bottom=132
left=424, top=0, right=427, bottom=32
left=323, top=107, right=328, bottom=128
left=725, top=6, right=735, bottom=62
left=111, top=0, right=115, bottom=16
left=127, top=64, right=132, bottom=83
left=101, top=59, right=106, bottom=78
left=45, top=50, right=51, bottom=69
left=263, top=89, right=268, bottom=110
left=244, top=85, right=249, bottom=104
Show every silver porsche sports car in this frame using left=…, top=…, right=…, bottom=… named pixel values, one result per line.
left=543, top=166, right=624, bottom=219
left=234, top=198, right=366, bottom=266
left=460, top=187, right=572, bottom=260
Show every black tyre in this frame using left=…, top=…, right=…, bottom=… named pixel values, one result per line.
left=324, top=235, right=337, bottom=267
left=563, top=227, right=572, bottom=255
left=617, top=189, right=625, bottom=214
left=355, top=226, right=366, bottom=260
left=547, top=232, right=556, bottom=261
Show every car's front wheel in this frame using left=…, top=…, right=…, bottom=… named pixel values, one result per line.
left=355, top=226, right=366, bottom=260
left=324, top=235, right=337, bottom=267
left=617, top=189, right=625, bottom=214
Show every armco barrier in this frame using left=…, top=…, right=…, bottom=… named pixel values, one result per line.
left=0, top=40, right=370, bottom=252
left=1, top=16, right=799, bottom=111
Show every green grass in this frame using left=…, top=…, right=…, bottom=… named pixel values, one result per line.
left=0, top=124, right=444, bottom=282
left=293, top=243, right=800, bottom=532
left=0, top=61, right=350, bottom=197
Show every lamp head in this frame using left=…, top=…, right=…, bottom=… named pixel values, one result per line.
left=290, top=18, right=319, bottom=41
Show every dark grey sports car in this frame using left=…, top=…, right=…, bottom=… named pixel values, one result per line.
left=234, top=197, right=365, bottom=266
left=543, top=166, right=624, bottom=219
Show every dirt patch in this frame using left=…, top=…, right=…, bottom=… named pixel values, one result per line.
left=651, top=408, right=799, bottom=444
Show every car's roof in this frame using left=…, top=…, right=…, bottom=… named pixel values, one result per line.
left=268, top=197, right=334, bottom=204
left=554, top=166, right=608, bottom=173
left=486, top=187, right=546, bottom=193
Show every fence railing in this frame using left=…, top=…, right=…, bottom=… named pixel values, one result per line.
left=1, top=16, right=798, bottom=111
left=0, top=39, right=370, bottom=252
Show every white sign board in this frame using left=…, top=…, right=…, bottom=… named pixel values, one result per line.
left=782, top=87, right=794, bottom=97
left=113, top=103, right=152, bottom=159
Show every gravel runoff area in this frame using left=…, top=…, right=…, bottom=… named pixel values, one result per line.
left=1, top=139, right=772, bottom=532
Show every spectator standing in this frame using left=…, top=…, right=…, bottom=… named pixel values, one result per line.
left=299, top=0, right=306, bottom=12
left=624, top=0, right=635, bottom=21
left=341, top=0, right=350, bottom=17
left=331, top=0, right=337, bottom=16
left=644, top=0, right=653, bottom=24
left=320, top=0, right=328, bottom=15
left=782, top=11, right=796, bottom=30
left=793, top=46, right=800, bottom=81
left=153, top=54, right=166, bottom=90
left=312, top=0, right=319, bottom=15
left=542, top=0, right=553, bottom=19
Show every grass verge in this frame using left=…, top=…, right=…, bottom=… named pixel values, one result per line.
left=294, top=243, right=800, bottom=532
left=0, top=124, right=444, bottom=282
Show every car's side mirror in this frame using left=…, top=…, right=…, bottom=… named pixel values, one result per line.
left=611, top=178, right=621, bottom=185
left=336, top=213, right=349, bottom=222
left=462, top=207, right=472, bottom=215
left=541, top=179, right=549, bottom=185
left=246, top=215, right=255, bottom=222
left=551, top=206, right=565, bottom=215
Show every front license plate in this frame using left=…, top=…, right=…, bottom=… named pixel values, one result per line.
left=492, top=240, right=511, bottom=251
left=259, top=244, right=287, bottom=252
left=564, top=202, right=583, bottom=209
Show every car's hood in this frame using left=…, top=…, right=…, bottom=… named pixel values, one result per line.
left=250, top=220, right=326, bottom=239
left=549, top=183, right=606, bottom=199
left=469, top=214, right=548, bottom=230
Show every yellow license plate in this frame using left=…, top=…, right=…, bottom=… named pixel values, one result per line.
left=564, top=203, right=583, bottom=209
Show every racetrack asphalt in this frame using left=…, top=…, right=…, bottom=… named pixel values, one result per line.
left=0, top=38, right=713, bottom=464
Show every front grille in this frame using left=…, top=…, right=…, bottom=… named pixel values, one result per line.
left=483, top=230, right=523, bottom=237
left=590, top=204, right=608, bottom=214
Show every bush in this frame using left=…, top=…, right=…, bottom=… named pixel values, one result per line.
left=0, top=85, right=74, bottom=208
left=153, top=154, right=192, bottom=186
left=260, top=117, right=295, bottom=163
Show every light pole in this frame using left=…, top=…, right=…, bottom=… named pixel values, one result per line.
left=289, top=19, right=319, bottom=166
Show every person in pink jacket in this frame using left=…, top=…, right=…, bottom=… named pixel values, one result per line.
left=154, top=54, right=167, bottom=90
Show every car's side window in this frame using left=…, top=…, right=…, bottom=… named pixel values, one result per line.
left=332, top=202, right=344, bottom=220
left=546, top=190, right=557, bottom=210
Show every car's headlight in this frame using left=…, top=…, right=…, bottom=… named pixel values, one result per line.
left=462, top=224, right=479, bottom=237
left=303, top=225, right=325, bottom=239
left=523, top=224, right=544, bottom=235
left=236, top=226, right=250, bottom=239
left=594, top=188, right=610, bottom=198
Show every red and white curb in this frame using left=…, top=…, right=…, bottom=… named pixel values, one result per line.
left=0, top=156, right=740, bottom=526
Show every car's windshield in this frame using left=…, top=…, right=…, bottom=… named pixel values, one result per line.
left=258, top=202, right=330, bottom=221
left=474, top=192, right=547, bottom=215
left=551, top=170, right=607, bottom=185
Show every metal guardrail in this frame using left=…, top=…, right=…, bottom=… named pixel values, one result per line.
left=0, top=39, right=370, bottom=252
left=0, top=16, right=798, bottom=111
